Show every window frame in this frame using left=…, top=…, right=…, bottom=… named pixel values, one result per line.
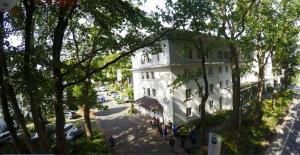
left=186, top=107, right=192, bottom=117
left=209, top=100, right=214, bottom=109
left=186, top=89, right=192, bottom=99
left=209, top=84, right=213, bottom=93
left=147, top=88, right=151, bottom=96
left=152, top=89, right=156, bottom=97
left=151, top=72, right=155, bottom=79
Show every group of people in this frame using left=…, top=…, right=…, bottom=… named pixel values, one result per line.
left=149, top=117, right=198, bottom=153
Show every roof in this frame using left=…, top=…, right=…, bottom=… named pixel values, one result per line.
left=136, top=96, right=163, bottom=112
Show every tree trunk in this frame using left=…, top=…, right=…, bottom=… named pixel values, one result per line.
left=22, top=0, right=49, bottom=152
left=52, top=6, right=75, bottom=153
left=255, top=48, right=265, bottom=123
left=229, top=43, right=241, bottom=137
left=198, top=36, right=209, bottom=145
left=0, top=11, right=28, bottom=153
left=0, top=86, right=23, bottom=153
left=6, top=85, right=38, bottom=153
left=83, top=74, right=92, bottom=139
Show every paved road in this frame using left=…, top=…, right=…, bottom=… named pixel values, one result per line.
left=93, top=92, right=192, bottom=154
left=266, top=86, right=300, bottom=155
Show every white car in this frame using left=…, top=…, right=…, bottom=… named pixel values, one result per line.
left=111, top=92, right=120, bottom=99
left=98, top=86, right=107, bottom=92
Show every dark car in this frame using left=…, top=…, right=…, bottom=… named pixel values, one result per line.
left=52, top=123, right=84, bottom=141
left=31, top=124, right=56, bottom=141
left=65, top=125, right=84, bottom=141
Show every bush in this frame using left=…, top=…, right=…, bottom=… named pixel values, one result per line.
left=115, top=98, right=124, bottom=104
left=69, top=133, right=109, bottom=154
left=97, top=104, right=109, bottom=111
left=128, top=103, right=137, bottom=115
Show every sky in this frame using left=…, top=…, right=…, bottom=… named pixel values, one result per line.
left=8, top=1, right=167, bottom=47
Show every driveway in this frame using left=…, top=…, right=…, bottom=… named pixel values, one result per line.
left=93, top=92, right=190, bottom=154
left=265, top=86, right=300, bottom=155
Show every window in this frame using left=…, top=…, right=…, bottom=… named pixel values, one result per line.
left=151, top=72, right=155, bottom=79
left=141, top=55, right=145, bottom=64
left=219, top=96, right=223, bottom=110
left=219, top=66, right=222, bottom=73
left=184, top=69, right=191, bottom=78
left=209, top=84, right=213, bottom=93
left=157, top=54, right=160, bottom=61
left=219, top=81, right=223, bottom=88
left=225, top=66, right=228, bottom=72
left=143, top=87, right=146, bottom=95
left=226, top=80, right=229, bottom=86
left=147, top=54, right=152, bottom=63
left=141, top=72, right=144, bottom=79
left=186, top=107, right=192, bottom=117
left=209, top=100, right=214, bottom=109
left=186, top=89, right=192, bottom=99
left=146, top=72, right=149, bottom=79
left=218, top=51, right=223, bottom=59
left=224, top=51, right=228, bottom=59
left=189, top=50, right=193, bottom=59
left=208, top=67, right=213, bottom=76
left=147, top=88, right=150, bottom=96
left=152, top=89, right=156, bottom=97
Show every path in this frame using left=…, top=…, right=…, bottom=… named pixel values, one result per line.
left=265, top=86, right=300, bottom=155
left=93, top=92, right=195, bottom=154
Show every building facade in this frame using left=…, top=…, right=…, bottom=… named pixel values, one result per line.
left=132, top=33, right=277, bottom=125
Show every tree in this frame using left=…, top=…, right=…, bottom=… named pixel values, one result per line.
left=0, top=11, right=24, bottom=153
left=164, top=0, right=221, bottom=145
left=210, top=0, right=256, bottom=136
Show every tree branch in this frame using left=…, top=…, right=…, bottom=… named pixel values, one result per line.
left=234, top=0, right=256, bottom=39
left=63, top=29, right=172, bottom=88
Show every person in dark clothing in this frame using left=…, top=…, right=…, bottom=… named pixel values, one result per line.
left=169, top=136, right=175, bottom=152
left=163, top=125, right=168, bottom=140
left=150, top=119, right=154, bottom=128
left=108, top=135, right=115, bottom=147
left=190, top=130, right=196, bottom=145
left=158, top=125, right=163, bottom=138
left=180, top=134, right=186, bottom=148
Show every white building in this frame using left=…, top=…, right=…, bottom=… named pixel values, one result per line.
left=131, top=31, right=277, bottom=125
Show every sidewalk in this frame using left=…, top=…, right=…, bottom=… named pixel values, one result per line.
left=265, top=97, right=300, bottom=155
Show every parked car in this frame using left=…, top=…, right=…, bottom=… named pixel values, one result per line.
left=31, top=124, right=56, bottom=141
left=97, top=95, right=106, bottom=103
left=107, top=91, right=117, bottom=96
left=0, top=130, right=11, bottom=144
left=111, top=92, right=120, bottom=99
left=64, top=111, right=77, bottom=120
left=99, top=86, right=108, bottom=92
left=55, top=123, right=84, bottom=141
left=65, top=125, right=84, bottom=141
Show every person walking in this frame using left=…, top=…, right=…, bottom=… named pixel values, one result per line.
left=190, top=130, right=197, bottom=145
left=163, top=125, right=168, bottom=140
left=108, top=135, right=115, bottom=147
left=169, top=136, right=175, bottom=152
left=180, top=133, right=186, bottom=148
left=158, top=125, right=163, bottom=138
left=150, top=119, right=154, bottom=128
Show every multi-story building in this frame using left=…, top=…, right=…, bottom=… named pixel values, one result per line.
left=131, top=31, right=277, bottom=125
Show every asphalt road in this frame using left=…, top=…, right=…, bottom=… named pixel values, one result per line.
left=266, top=86, right=300, bottom=155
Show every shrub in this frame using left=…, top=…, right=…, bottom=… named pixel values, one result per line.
left=69, top=133, right=109, bottom=154
left=128, top=103, right=137, bottom=115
